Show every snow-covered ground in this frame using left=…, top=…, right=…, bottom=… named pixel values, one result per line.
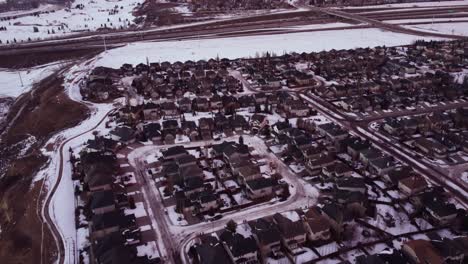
left=94, top=28, right=443, bottom=66
left=0, top=0, right=144, bottom=43
left=339, top=0, right=468, bottom=9
left=0, top=62, right=62, bottom=97
left=404, top=22, right=468, bottom=36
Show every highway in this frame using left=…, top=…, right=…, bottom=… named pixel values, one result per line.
left=302, top=5, right=468, bottom=40
left=2, top=4, right=468, bottom=57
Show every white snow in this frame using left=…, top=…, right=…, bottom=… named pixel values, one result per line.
left=404, top=22, right=468, bottom=36
left=340, top=0, right=468, bottom=9
left=0, top=0, right=144, bottom=43
left=167, top=205, right=188, bottom=226
left=124, top=202, right=147, bottom=218
left=281, top=210, right=301, bottom=222
left=0, top=62, right=62, bottom=97
left=136, top=241, right=160, bottom=259
left=295, top=247, right=319, bottom=263
left=93, top=28, right=443, bottom=67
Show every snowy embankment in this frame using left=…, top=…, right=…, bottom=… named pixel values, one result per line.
left=0, top=62, right=62, bottom=98
left=33, top=56, right=115, bottom=264
left=94, top=28, right=443, bottom=66
left=403, top=22, right=468, bottom=37
left=339, top=0, right=468, bottom=9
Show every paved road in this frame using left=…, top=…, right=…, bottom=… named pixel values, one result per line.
left=299, top=4, right=468, bottom=40
left=2, top=4, right=468, bottom=56
left=40, top=108, right=114, bottom=264
left=123, top=135, right=315, bottom=263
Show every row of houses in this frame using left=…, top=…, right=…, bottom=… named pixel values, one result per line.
left=77, top=146, right=158, bottom=264
left=382, top=108, right=468, bottom=158
left=270, top=115, right=464, bottom=226
left=190, top=208, right=333, bottom=264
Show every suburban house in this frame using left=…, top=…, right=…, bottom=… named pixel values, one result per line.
left=245, top=177, right=275, bottom=200
left=398, top=175, right=428, bottom=196
left=402, top=240, right=443, bottom=264
left=272, top=213, right=307, bottom=253
left=219, top=230, right=259, bottom=264
left=248, top=218, right=283, bottom=258
left=303, top=207, right=331, bottom=242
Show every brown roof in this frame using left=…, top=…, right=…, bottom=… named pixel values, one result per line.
left=399, top=175, right=428, bottom=190
left=307, top=216, right=330, bottom=233
left=404, top=240, right=443, bottom=264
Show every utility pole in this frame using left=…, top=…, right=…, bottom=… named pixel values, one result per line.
left=18, top=71, right=23, bottom=87
left=103, top=36, right=107, bottom=51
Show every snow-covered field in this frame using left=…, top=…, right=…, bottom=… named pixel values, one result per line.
left=339, top=0, right=468, bottom=9
left=0, top=62, right=62, bottom=97
left=0, top=0, right=144, bottom=43
left=94, top=28, right=443, bottom=67
left=404, top=22, right=468, bottom=36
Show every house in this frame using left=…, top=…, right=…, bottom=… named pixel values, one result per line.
left=183, top=176, right=205, bottom=196
left=210, top=95, right=223, bottom=110
left=163, top=146, right=188, bottom=160
left=161, top=101, right=179, bottom=117
left=424, top=198, right=458, bottom=225
left=307, top=155, right=335, bottom=173
left=142, top=123, right=162, bottom=142
left=272, top=213, right=307, bottom=252
left=402, top=240, right=443, bottom=264
left=321, top=203, right=344, bottom=234
left=142, top=102, right=160, bottom=120
left=89, top=190, right=116, bottom=215
left=359, top=147, right=384, bottom=165
left=413, top=138, right=448, bottom=159
left=250, top=114, right=268, bottom=132
left=322, top=161, right=353, bottom=178
left=194, top=97, right=210, bottom=111
left=192, top=235, right=231, bottom=264
left=248, top=218, right=283, bottom=257
left=84, top=136, right=117, bottom=153
left=198, top=191, right=219, bottom=213
left=181, top=120, right=199, bottom=141
left=213, top=141, right=250, bottom=163
left=176, top=154, right=197, bottom=168
left=346, top=138, right=372, bottom=160
left=317, top=123, right=349, bottom=142
left=303, top=207, right=331, bottom=242
left=286, top=100, right=310, bottom=117
left=81, top=152, right=117, bottom=192
left=109, top=126, right=136, bottom=144
left=230, top=115, right=248, bottom=132
left=432, top=237, right=467, bottom=263
left=238, top=165, right=262, bottom=183
left=91, top=233, right=142, bottom=264
left=91, top=211, right=136, bottom=239
left=334, top=190, right=368, bottom=218
left=383, top=166, right=413, bottom=187
left=398, top=175, right=428, bottom=196
left=368, top=156, right=398, bottom=176
left=178, top=97, right=193, bottom=113
left=219, top=231, right=259, bottom=264
left=335, top=177, right=366, bottom=194
left=245, top=177, right=275, bottom=200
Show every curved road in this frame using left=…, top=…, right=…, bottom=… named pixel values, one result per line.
left=39, top=80, right=114, bottom=264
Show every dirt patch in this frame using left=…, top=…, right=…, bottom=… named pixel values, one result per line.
left=0, top=47, right=103, bottom=69
left=0, top=73, right=89, bottom=264
left=135, top=0, right=188, bottom=26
